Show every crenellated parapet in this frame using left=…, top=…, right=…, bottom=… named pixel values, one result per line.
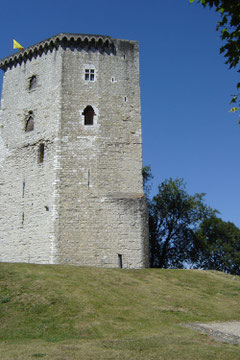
left=0, top=33, right=116, bottom=71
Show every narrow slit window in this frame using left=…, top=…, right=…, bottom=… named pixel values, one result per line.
left=29, top=75, right=37, bottom=90
left=85, top=69, right=89, bottom=81
left=83, top=106, right=95, bottom=126
left=22, top=181, right=25, bottom=198
left=88, top=170, right=90, bottom=188
left=118, top=254, right=123, bottom=268
left=39, top=143, right=45, bottom=163
left=90, top=69, right=95, bottom=81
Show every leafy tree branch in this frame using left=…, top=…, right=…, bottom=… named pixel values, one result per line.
left=190, top=0, right=240, bottom=123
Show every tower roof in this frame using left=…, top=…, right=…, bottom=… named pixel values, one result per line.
left=0, top=33, right=115, bottom=71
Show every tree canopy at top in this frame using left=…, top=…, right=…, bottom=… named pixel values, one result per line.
left=190, top=0, right=240, bottom=122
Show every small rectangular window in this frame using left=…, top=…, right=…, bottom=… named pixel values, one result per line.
left=118, top=254, right=123, bottom=268
left=85, top=68, right=95, bottom=82
left=85, top=69, right=89, bottom=80
left=39, top=143, right=45, bottom=163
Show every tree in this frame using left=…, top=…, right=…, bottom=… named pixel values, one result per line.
left=148, top=178, right=216, bottom=268
left=193, top=216, right=240, bottom=275
left=142, top=165, right=153, bottom=201
left=190, top=0, right=240, bottom=123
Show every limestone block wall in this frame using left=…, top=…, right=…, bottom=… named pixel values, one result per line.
left=55, top=38, right=147, bottom=268
left=56, top=194, right=149, bottom=268
left=0, top=34, right=149, bottom=268
left=0, top=49, right=62, bottom=263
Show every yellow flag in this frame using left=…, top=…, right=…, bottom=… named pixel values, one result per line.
left=13, top=39, right=24, bottom=51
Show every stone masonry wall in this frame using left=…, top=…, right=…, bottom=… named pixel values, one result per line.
left=56, top=39, right=148, bottom=268
left=0, top=35, right=149, bottom=268
left=0, top=49, right=62, bottom=263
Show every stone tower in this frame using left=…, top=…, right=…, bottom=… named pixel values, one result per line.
left=0, top=33, right=149, bottom=268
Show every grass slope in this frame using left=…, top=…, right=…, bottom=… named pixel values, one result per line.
left=0, top=263, right=240, bottom=359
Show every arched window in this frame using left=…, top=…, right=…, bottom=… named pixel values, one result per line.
left=25, top=111, right=34, bottom=132
left=82, top=106, right=95, bottom=126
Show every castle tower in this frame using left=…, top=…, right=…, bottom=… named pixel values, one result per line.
left=0, top=34, right=149, bottom=268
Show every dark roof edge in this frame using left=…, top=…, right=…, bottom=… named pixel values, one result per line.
left=0, top=33, right=115, bottom=71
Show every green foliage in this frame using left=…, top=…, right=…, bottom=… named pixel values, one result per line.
left=143, top=169, right=240, bottom=273
left=148, top=178, right=216, bottom=268
left=190, top=0, right=240, bottom=123
left=142, top=165, right=153, bottom=200
left=193, top=216, right=240, bottom=274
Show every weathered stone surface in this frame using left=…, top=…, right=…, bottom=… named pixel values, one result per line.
left=0, top=34, right=149, bottom=268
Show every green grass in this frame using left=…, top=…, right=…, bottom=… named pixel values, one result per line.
left=0, top=263, right=240, bottom=359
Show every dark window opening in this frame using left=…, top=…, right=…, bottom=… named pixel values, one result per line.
left=25, top=116, right=34, bottom=132
left=22, top=181, right=25, bottom=198
left=25, top=111, right=34, bottom=132
left=45, top=205, right=49, bottom=211
left=88, top=170, right=90, bottom=188
left=90, top=69, right=95, bottom=81
left=39, top=143, right=45, bottom=163
left=85, top=68, right=95, bottom=81
left=118, top=254, right=123, bottom=268
left=29, top=75, right=37, bottom=90
left=22, top=212, right=24, bottom=226
left=85, top=69, right=89, bottom=81
left=83, top=106, right=95, bottom=126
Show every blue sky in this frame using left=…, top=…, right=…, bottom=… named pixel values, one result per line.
left=0, top=0, right=239, bottom=227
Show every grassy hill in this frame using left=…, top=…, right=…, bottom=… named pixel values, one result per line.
left=0, top=263, right=240, bottom=360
